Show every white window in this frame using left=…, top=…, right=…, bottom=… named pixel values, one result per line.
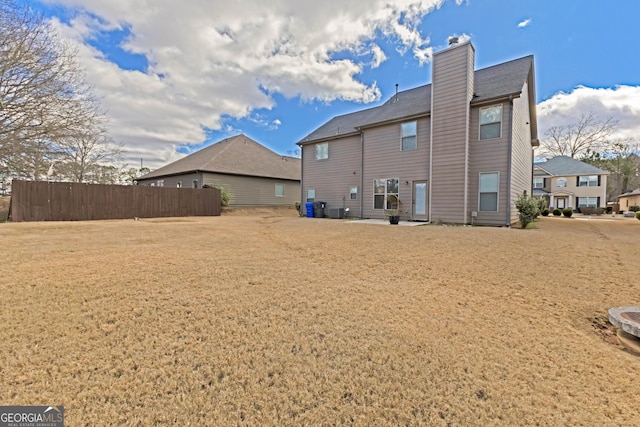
left=374, top=178, right=399, bottom=210
left=275, top=184, right=285, bottom=197
left=578, top=197, right=597, bottom=208
left=401, top=121, right=417, bottom=151
left=150, top=182, right=155, bottom=187
left=556, top=177, right=567, bottom=187
left=306, top=188, right=315, bottom=201
left=533, top=178, right=544, bottom=188
left=479, top=172, right=499, bottom=212
left=579, top=175, right=598, bottom=187
left=176, top=181, right=182, bottom=188
left=479, top=105, right=502, bottom=140
left=315, top=143, right=328, bottom=160
left=350, top=186, right=358, bottom=200
left=157, top=180, right=164, bottom=187
left=192, top=179, right=199, bottom=188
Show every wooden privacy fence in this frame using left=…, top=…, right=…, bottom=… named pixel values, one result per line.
left=10, top=180, right=221, bottom=222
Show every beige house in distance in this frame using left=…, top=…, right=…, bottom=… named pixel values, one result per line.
left=138, top=134, right=300, bottom=207
left=533, top=156, right=608, bottom=211
left=297, top=41, right=538, bottom=226
left=618, top=189, right=640, bottom=211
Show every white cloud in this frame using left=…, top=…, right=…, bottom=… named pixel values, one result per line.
left=517, top=18, right=532, bottom=28
left=370, top=44, right=387, bottom=68
left=537, top=85, right=640, bottom=145
left=40, top=0, right=447, bottom=168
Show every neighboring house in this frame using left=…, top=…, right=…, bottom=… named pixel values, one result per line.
left=297, top=41, right=538, bottom=226
left=533, top=156, right=608, bottom=210
left=138, top=134, right=301, bottom=207
left=618, top=189, right=640, bottom=211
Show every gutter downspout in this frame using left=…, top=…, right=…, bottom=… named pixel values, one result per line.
left=506, top=95, right=514, bottom=227
left=360, top=131, right=364, bottom=218
left=300, top=145, right=304, bottom=214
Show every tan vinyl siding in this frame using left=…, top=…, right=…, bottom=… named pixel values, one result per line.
left=202, top=173, right=299, bottom=207
left=301, top=136, right=362, bottom=216
left=510, top=81, right=534, bottom=224
left=362, top=118, right=430, bottom=219
left=430, top=43, right=474, bottom=224
left=468, top=102, right=510, bottom=225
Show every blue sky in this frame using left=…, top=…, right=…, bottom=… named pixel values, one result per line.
left=32, top=0, right=640, bottom=168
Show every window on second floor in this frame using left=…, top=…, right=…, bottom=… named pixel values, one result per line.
left=556, top=177, right=567, bottom=187
left=479, top=105, right=502, bottom=140
left=578, top=175, right=598, bottom=187
left=315, top=143, right=328, bottom=160
left=533, top=178, right=544, bottom=188
left=401, top=121, right=417, bottom=151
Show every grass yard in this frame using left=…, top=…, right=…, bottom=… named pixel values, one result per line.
left=1, top=212, right=639, bottom=426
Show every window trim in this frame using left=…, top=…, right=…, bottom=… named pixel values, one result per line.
left=373, top=178, right=399, bottom=210
left=275, top=183, right=285, bottom=197
left=555, top=177, right=567, bottom=188
left=349, top=186, right=358, bottom=200
left=478, top=172, right=499, bottom=212
left=401, top=121, right=417, bottom=151
left=306, top=188, right=315, bottom=202
left=533, top=177, right=544, bottom=189
left=479, top=104, right=503, bottom=140
left=578, top=197, right=598, bottom=208
left=578, top=175, right=598, bottom=187
left=315, top=143, right=328, bottom=160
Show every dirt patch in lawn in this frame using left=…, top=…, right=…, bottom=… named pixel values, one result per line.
left=1, top=215, right=639, bottom=425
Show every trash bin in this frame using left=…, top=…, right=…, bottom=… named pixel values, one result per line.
left=305, top=202, right=314, bottom=218
left=313, top=201, right=326, bottom=218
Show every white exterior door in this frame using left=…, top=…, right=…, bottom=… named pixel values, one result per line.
left=412, top=181, right=428, bottom=221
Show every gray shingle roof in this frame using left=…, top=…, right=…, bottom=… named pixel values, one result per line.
left=619, top=188, right=640, bottom=197
left=139, top=134, right=301, bottom=181
left=534, top=156, right=609, bottom=176
left=299, top=55, right=534, bottom=144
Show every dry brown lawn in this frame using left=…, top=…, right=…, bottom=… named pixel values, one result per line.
left=1, top=211, right=639, bottom=426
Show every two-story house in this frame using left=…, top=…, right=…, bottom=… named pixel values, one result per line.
left=533, top=156, right=608, bottom=211
left=297, top=41, right=538, bottom=226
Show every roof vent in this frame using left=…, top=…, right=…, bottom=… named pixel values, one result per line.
left=448, top=36, right=459, bottom=46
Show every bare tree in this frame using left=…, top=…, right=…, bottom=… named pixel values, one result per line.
left=0, top=0, right=105, bottom=181
left=540, top=112, right=619, bottom=159
left=53, top=106, right=122, bottom=183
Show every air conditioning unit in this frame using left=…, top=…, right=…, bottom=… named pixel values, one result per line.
left=329, top=208, right=344, bottom=219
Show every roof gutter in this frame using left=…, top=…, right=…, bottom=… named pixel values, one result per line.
left=471, top=93, right=521, bottom=108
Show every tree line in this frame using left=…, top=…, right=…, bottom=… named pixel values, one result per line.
left=540, top=112, right=639, bottom=200
left=0, top=0, right=147, bottom=194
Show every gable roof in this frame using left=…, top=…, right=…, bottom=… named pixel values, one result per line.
left=299, top=54, right=535, bottom=144
left=534, top=156, right=609, bottom=176
left=139, top=134, right=301, bottom=181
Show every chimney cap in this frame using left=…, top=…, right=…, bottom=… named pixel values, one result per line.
left=448, top=36, right=459, bottom=46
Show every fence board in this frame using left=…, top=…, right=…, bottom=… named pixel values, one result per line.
left=10, top=180, right=221, bottom=222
